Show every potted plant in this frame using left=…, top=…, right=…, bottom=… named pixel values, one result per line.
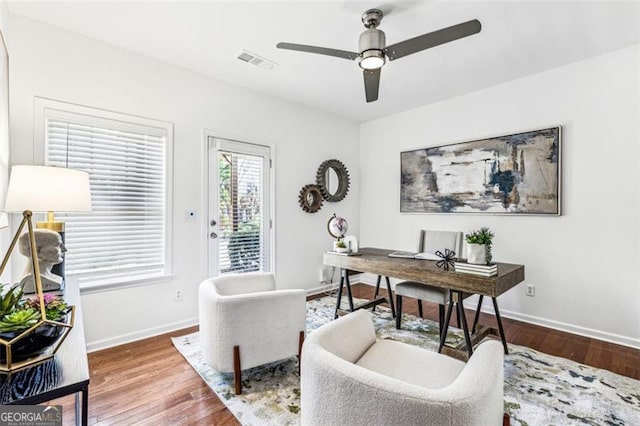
left=465, top=227, right=494, bottom=265
left=0, top=283, right=71, bottom=363
left=334, top=239, right=349, bottom=253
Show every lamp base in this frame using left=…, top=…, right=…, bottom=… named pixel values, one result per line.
left=36, top=210, right=65, bottom=232
left=36, top=220, right=64, bottom=232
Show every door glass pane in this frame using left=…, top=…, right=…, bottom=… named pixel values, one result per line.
left=217, top=151, right=265, bottom=273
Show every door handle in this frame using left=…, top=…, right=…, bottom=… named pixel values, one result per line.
left=210, top=219, right=217, bottom=226
left=210, top=232, right=218, bottom=239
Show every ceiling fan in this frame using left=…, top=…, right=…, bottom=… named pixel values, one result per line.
left=277, top=9, right=481, bottom=103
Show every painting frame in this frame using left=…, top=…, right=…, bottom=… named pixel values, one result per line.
left=400, top=126, right=562, bottom=216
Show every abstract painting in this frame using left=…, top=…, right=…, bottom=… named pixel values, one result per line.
left=401, top=127, right=561, bottom=215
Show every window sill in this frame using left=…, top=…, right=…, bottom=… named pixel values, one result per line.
left=76, top=273, right=175, bottom=295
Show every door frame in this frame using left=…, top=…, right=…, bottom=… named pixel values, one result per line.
left=200, top=129, right=276, bottom=280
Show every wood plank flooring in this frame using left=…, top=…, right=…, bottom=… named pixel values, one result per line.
left=50, top=283, right=638, bottom=425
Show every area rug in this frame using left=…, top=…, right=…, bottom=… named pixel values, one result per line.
left=172, top=296, right=640, bottom=425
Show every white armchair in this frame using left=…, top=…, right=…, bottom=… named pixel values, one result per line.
left=301, top=310, right=505, bottom=426
left=199, top=272, right=306, bottom=394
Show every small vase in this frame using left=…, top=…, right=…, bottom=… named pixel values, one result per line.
left=467, top=243, right=487, bottom=265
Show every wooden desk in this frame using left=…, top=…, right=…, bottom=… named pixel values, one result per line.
left=324, top=247, right=525, bottom=359
left=0, top=283, right=90, bottom=425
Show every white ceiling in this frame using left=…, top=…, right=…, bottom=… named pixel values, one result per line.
left=8, top=1, right=640, bottom=123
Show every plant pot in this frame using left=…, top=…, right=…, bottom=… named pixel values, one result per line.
left=335, top=247, right=349, bottom=253
left=0, top=309, right=71, bottom=363
left=467, top=243, right=487, bottom=265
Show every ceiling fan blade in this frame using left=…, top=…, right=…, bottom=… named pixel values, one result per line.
left=277, top=42, right=359, bottom=61
left=363, top=69, right=381, bottom=103
left=384, top=19, right=481, bottom=61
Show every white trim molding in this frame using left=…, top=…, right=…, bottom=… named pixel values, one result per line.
left=86, top=317, right=198, bottom=353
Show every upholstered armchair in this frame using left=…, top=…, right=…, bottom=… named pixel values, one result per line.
left=301, top=310, right=506, bottom=426
left=199, top=272, right=306, bottom=394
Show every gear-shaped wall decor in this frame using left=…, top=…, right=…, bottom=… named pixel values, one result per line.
left=298, top=184, right=324, bottom=213
left=316, top=159, right=350, bottom=202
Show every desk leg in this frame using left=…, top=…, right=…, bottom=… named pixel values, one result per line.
left=438, top=297, right=454, bottom=353
left=456, top=291, right=473, bottom=357
left=334, top=275, right=345, bottom=319
left=492, top=297, right=509, bottom=354
left=384, top=276, right=396, bottom=318
left=472, top=295, right=484, bottom=334
left=344, top=271, right=355, bottom=312
left=74, top=385, right=89, bottom=426
left=81, top=386, right=88, bottom=426
left=75, top=392, right=80, bottom=426
left=372, top=276, right=381, bottom=312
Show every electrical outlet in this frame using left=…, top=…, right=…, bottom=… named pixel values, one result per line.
left=174, top=289, right=184, bottom=301
left=525, top=284, right=535, bottom=297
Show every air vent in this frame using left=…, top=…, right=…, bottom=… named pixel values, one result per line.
left=236, top=50, right=277, bottom=70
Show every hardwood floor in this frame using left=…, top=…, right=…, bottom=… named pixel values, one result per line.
left=51, top=283, right=638, bottom=425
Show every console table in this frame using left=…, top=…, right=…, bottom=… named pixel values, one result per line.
left=0, top=283, right=89, bottom=425
left=324, top=247, right=525, bottom=359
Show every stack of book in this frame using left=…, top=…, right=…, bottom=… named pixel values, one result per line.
left=454, top=261, right=498, bottom=277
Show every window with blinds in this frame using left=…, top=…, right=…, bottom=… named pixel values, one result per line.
left=41, top=100, right=173, bottom=287
left=217, top=151, right=266, bottom=274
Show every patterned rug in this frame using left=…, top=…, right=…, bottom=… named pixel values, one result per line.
left=172, top=296, right=640, bottom=425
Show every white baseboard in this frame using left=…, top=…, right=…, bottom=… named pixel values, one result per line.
left=86, top=317, right=198, bottom=353
left=355, top=276, right=640, bottom=350
left=306, top=282, right=340, bottom=296
left=481, top=305, right=640, bottom=350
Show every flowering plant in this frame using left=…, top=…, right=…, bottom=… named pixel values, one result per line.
left=24, top=293, right=68, bottom=322
left=0, top=284, right=68, bottom=333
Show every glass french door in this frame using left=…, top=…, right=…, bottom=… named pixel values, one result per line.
left=207, top=137, right=271, bottom=276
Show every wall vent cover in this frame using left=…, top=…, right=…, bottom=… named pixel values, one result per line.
left=236, top=50, right=277, bottom=70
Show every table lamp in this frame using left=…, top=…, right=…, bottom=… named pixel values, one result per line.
left=0, top=165, right=91, bottom=372
left=2, top=165, right=92, bottom=291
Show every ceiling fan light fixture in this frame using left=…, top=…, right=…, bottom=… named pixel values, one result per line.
left=359, top=50, right=385, bottom=70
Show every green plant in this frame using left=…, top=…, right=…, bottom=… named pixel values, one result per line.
left=228, top=222, right=261, bottom=273
left=335, top=240, right=346, bottom=249
left=0, top=283, right=24, bottom=317
left=465, top=227, right=495, bottom=263
left=0, top=308, right=39, bottom=332
left=0, top=284, right=69, bottom=333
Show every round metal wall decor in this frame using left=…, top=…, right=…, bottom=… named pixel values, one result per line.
left=316, top=159, right=350, bottom=202
left=298, top=184, right=324, bottom=213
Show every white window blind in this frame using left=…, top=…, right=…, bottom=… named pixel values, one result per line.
left=217, top=150, right=267, bottom=274
left=44, top=105, right=172, bottom=286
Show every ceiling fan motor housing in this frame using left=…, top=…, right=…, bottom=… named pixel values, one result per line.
left=359, top=28, right=386, bottom=54
left=359, top=28, right=386, bottom=69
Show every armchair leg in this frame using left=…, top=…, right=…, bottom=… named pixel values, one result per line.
left=298, top=330, right=305, bottom=375
left=233, top=345, right=242, bottom=395
left=417, top=300, right=423, bottom=318
left=503, top=413, right=510, bottom=426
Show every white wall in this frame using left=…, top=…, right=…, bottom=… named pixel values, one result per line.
left=359, top=45, right=639, bottom=348
left=0, top=2, right=9, bottom=283
left=8, top=15, right=360, bottom=350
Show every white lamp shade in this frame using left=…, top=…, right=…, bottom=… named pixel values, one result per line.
left=4, top=165, right=92, bottom=213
